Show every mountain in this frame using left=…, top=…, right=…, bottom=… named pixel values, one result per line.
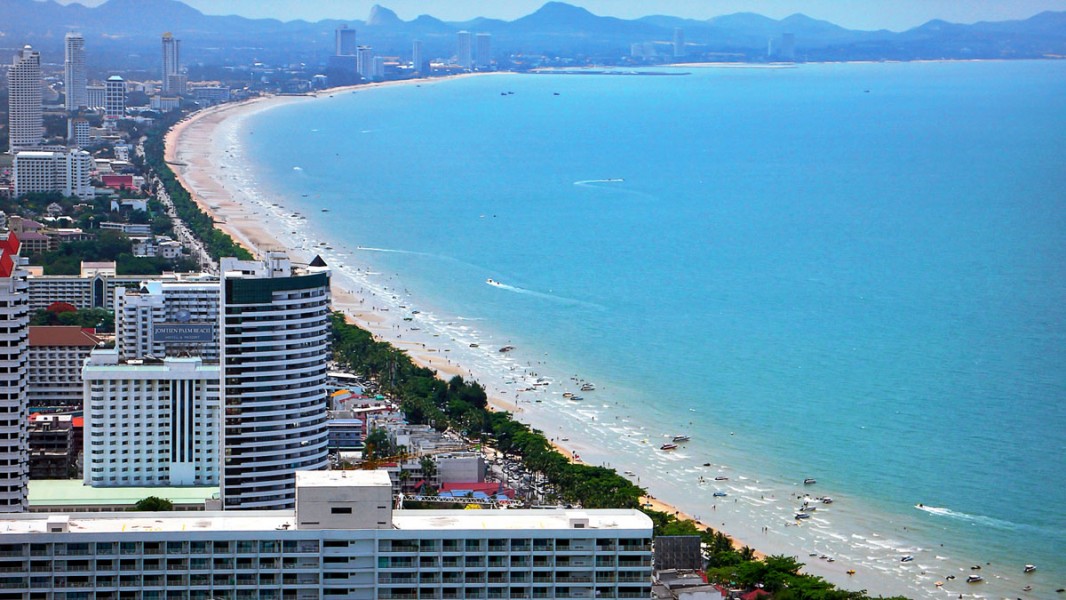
left=3, top=0, right=1064, bottom=68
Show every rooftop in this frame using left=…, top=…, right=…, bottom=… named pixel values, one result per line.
left=28, top=479, right=218, bottom=508
left=296, top=470, right=389, bottom=488
left=29, top=326, right=102, bottom=348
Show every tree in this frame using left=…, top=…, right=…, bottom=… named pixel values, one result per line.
left=134, top=496, right=173, bottom=511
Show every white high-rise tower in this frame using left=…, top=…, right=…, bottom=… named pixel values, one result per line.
left=64, top=33, right=87, bottom=111
left=335, top=25, right=356, bottom=56
left=475, top=33, right=492, bottom=68
left=457, top=31, right=473, bottom=69
left=219, top=253, right=331, bottom=510
left=161, top=33, right=181, bottom=94
left=412, top=39, right=424, bottom=74
left=7, top=46, right=42, bottom=152
left=0, top=235, right=29, bottom=512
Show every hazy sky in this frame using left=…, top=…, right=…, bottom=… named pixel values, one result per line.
left=54, top=0, right=1066, bottom=31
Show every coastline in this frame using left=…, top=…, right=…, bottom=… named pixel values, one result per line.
left=165, top=73, right=768, bottom=561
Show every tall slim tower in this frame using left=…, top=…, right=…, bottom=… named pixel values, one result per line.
left=673, top=28, right=686, bottom=58
left=457, top=31, right=473, bottom=70
left=335, top=25, right=356, bottom=56
left=0, top=234, right=30, bottom=512
left=356, top=46, right=374, bottom=79
left=475, top=33, right=492, bottom=69
left=105, top=75, right=125, bottom=120
left=219, top=253, right=330, bottom=510
left=412, top=40, right=424, bottom=74
left=161, top=33, right=181, bottom=94
left=64, top=33, right=87, bottom=110
left=7, top=46, right=42, bottom=152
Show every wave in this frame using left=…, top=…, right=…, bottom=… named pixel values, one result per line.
left=486, top=280, right=604, bottom=310
left=574, top=178, right=625, bottom=186
left=915, top=505, right=1019, bottom=530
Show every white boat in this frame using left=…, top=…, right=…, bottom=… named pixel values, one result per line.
left=659, top=443, right=678, bottom=451
left=803, top=478, right=817, bottom=485
left=900, top=556, right=914, bottom=562
left=794, top=513, right=811, bottom=520
left=966, top=575, right=983, bottom=583
left=821, top=497, right=834, bottom=504
left=486, top=278, right=502, bottom=287
left=672, top=435, right=691, bottom=442
left=714, top=476, right=729, bottom=481
left=580, top=383, right=595, bottom=391
left=1024, top=564, right=1036, bottom=573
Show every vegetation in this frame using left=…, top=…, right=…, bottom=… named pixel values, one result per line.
left=142, top=111, right=253, bottom=261
left=133, top=496, right=173, bottom=511
left=31, top=306, right=114, bottom=333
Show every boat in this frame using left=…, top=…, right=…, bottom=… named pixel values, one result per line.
left=469, top=343, right=479, bottom=348
left=580, top=383, right=595, bottom=391
left=562, top=392, right=574, bottom=399
left=901, top=556, right=914, bottom=563
left=714, top=476, right=729, bottom=481
left=569, top=396, right=584, bottom=401
left=966, top=575, right=983, bottom=583
left=486, top=278, right=502, bottom=287
left=1024, top=564, right=1037, bottom=573
left=794, top=513, right=811, bottom=520
left=499, top=346, right=515, bottom=353
left=702, top=463, right=712, bottom=467
left=847, top=570, right=856, bottom=576
left=821, top=497, right=834, bottom=504
left=712, top=491, right=727, bottom=497
left=659, top=443, right=678, bottom=451
left=672, top=435, right=691, bottom=443
left=1023, top=585, right=1032, bottom=592
left=803, top=478, right=817, bottom=485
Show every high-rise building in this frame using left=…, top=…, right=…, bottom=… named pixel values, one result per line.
left=220, top=253, right=331, bottom=510
left=114, top=279, right=221, bottom=362
left=64, top=33, right=87, bottom=110
left=335, top=24, right=357, bottom=56
left=82, top=351, right=220, bottom=487
left=673, top=28, right=686, bottom=58
left=475, top=33, right=492, bottom=69
left=104, top=75, right=125, bottom=120
left=457, top=31, right=473, bottom=69
left=161, top=33, right=181, bottom=94
left=0, top=234, right=29, bottom=512
left=7, top=46, right=42, bottom=152
left=27, top=326, right=102, bottom=411
left=356, top=46, right=374, bottom=79
left=372, top=56, right=385, bottom=80
left=67, top=117, right=89, bottom=149
left=412, top=39, right=424, bottom=74
left=85, top=85, right=106, bottom=109
left=780, top=32, right=796, bottom=61
left=12, top=150, right=95, bottom=200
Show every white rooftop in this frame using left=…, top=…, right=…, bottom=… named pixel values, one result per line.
left=297, top=469, right=390, bottom=488
left=0, top=509, right=650, bottom=536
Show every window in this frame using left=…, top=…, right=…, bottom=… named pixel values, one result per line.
left=331, top=506, right=352, bottom=515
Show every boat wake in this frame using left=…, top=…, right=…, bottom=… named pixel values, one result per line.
left=486, top=279, right=604, bottom=310
left=915, top=505, right=1019, bottom=530
left=356, top=246, right=432, bottom=257
left=574, top=178, right=625, bottom=187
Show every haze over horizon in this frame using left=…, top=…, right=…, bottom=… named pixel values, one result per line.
left=48, top=0, right=1066, bottom=31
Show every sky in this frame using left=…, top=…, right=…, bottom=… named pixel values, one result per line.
left=52, top=0, right=1066, bottom=31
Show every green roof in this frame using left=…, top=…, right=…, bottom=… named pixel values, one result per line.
left=30, top=480, right=218, bottom=507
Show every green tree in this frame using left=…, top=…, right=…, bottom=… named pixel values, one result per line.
left=134, top=496, right=173, bottom=511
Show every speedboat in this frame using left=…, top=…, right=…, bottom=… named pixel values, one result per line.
left=901, top=556, right=914, bottom=563
left=569, top=396, right=584, bottom=401
left=804, top=478, right=817, bottom=485
left=1024, top=564, right=1037, bottom=573
left=821, top=497, right=834, bottom=504
left=659, top=443, right=678, bottom=451
left=714, top=476, right=729, bottom=481
left=580, top=383, right=595, bottom=391
left=966, top=575, right=983, bottom=583
left=562, top=392, right=574, bottom=398
left=486, top=278, right=502, bottom=286
left=712, top=491, right=727, bottom=497
left=672, top=435, right=691, bottom=442
left=794, top=513, right=811, bottom=520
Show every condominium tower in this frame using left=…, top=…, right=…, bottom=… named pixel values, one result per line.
left=412, top=40, right=424, bottom=74
left=457, top=31, right=473, bottom=69
left=335, top=25, right=357, bottom=56
left=7, top=46, right=42, bottom=152
left=104, top=75, right=124, bottom=120
left=219, top=253, right=331, bottom=510
left=475, top=33, right=492, bottom=68
left=161, top=33, right=182, bottom=94
left=64, top=33, right=87, bottom=110
left=0, top=234, right=29, bottom=512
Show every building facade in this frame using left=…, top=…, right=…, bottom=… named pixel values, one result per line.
left=0, top=234, right=30, bottom=512
left=64, top=33, right=88, bottom=111
left=335, top=25, right=357, bottom=56
left=86, top=85, right=106, bottom=110
left=12, top=150, right=95, bottom=200
left=161, top=33, right=182, bottom=95
left=67, top=117, right=90, bottom=149
left=104, top=76, right=125, bottom=120
left=475, top=33, right=492, bottom=68
left=82, top=351, right=220, bottom=487
left=457, top=31, right=473, bottom=69
left=0, top=472, right=654, bottom=599
left=220, top=254, right=331, bottom=510
left=27, top=326, right=102, bottom=410
left=412, top=40, right=424, bottom=74
left=114, top=279, right=220, bottom=362
left=356, top=46, right=374, bottom=80
left=8, top=46, right=42, bottom=152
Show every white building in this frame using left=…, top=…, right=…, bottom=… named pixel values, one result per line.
left=27, top=268, right=213, bottom=312
left=0, top=234, right=30, bottom=512
left=8, top=45, right=42, bottom=152
left=457, top=31, right=473, bottom=69
left=27, top=326, right=102, bottom=410
left=114, top=279, right=220, bottom=361
left=85, top=85, right=106, bottom=110
left=161, top=33, right=182, bottom=95
left=64, top=33, right=87, bottom=110
left=82, top=351, right=220, bottom=487
left=476, top=33, right=492, bottom=68
left=0, top=471, right=654, bottom=599
left=372, top=56, right=386, bottom=80
left=104, top=75, right=125, bottom=120
left=356, top=46, right=374, bottom=79
left=220, top=253, right=331, bottom=510
left=12, top=149, right=95, bottom=200
left=67, top=117, right=90, bottom=148
left=150, top=95, right=180, bottom=112
left=335, top=25, right=357, bottom=56
left=412, top=39, right=424, bottom=74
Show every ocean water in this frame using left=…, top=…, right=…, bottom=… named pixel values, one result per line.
left=233, top=61, right=1065, bottom=598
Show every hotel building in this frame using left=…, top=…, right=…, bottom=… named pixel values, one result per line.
left=161, top=33, right=183, bottom=95
left=104, top=76, right=125, bottom=120
left=7, top=46, right=42, bottom=152
left=64, top=33, right=88, bottom=111
left=113, top=279, right=220, bottom=361
left=220, top=254, right=331, bottom=510
left=335, top=25, right=357, bottom=56
left=0, top=234, right=29, bottom=512
left=27, top=326, right=102, bottom=410
left=457, top=31, right=473, bottom=69
left=12, top=149, right=95, bottom=200
left=412, top=40, right=424, bottom=74
left=0, top=471, right=654, bottom=599
left=475, top=33, right=492, bottom=68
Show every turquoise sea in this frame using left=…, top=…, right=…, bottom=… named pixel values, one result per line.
left=233, top=61, right=1065, bottom=598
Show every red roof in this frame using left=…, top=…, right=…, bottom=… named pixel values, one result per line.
left=0, top=232, right=18, bottom=278
left=29, top=326, right=103, bottom=348
left=72, top=417, right=84, bottom=429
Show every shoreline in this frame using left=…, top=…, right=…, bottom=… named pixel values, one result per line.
left=164, top=70, right=1054, bottom=600
left=165, top=72, right=771, bottom=562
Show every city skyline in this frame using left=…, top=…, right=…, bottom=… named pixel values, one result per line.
left=49, top=0, right=1066, bottom=31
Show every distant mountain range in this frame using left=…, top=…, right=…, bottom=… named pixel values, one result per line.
left=4, top=0, right=1066, bottom=70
